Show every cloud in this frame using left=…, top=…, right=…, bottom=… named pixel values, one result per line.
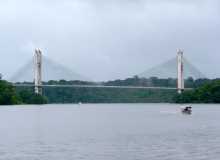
left=0, top=0, right=219, bottom=80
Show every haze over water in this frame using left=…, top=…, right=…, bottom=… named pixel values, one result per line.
left=0, top=104, right=219, bottom=160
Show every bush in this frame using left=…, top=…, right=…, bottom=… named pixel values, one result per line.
left=174, top=80, right=220, bottom=103
left=0, top=80, right=20, bottom=105
left=18, top=90, right=48, bottom=104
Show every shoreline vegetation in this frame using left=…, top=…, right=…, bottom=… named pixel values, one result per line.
left=1, top=76, right=220, bottom=105
left=0, top=80, right=47, bottom=105
left=174, top=80, right=220, bottom=103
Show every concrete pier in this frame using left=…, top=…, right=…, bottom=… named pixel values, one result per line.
left=177, top=49, right=184, bottom=94
left=34, top=49, right=42, bottom=95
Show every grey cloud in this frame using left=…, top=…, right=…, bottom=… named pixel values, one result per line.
left=0, top=0, right=219, bottom=80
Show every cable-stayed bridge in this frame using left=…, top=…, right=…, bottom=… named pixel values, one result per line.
left=11, top=49, right=205, bottom=95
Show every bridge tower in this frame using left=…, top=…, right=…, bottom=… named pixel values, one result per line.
left=177, top=49, right=184, bottom=94
left=34, top=49, right=42, bottom=95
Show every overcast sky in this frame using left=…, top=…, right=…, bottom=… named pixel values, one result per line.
left=0, top=0, right=220, bottom=81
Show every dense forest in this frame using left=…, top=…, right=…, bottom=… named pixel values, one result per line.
left=103, top=76, right=211, bottom=88
left=0, top=80, right=20, bottom=105
left=14, top=76, right=217, bottom=104
left=2, top=74, right=220, bottom=104
left=0, top=79, right=47, bottom=105
left=174, top=80, right=220, bottom=103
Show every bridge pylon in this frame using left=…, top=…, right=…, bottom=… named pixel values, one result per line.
left=34, top=49, right=42, bottom=95
left=177, top=49, right=184, bottom=94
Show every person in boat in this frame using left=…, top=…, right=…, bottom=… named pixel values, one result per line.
left=182, top=106, right=192, bottom=113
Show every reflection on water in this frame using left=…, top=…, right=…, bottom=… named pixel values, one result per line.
left=0, top=104, right=219, bottom=160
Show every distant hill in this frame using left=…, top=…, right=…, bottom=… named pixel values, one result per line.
left=139, top=57, right=206, bottom=79
left=9, top=56, right=90, bottom=82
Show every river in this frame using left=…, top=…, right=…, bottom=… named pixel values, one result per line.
left=0, top=104, right=219, bottom=160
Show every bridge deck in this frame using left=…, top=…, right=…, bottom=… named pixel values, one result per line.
left=13, top=84, right=193, bottom=90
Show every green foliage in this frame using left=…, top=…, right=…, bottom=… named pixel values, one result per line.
left=42, top=87, right=176, bottom=103
left=0, top=79, right=47, bottom=105
left=0, top=80, right=20, bottom=105
left=14, top=77, right=220, bottom=104
left=174, top=80, right=220, bottom=103
left=17, top=90, right=48, bottom=104
left=104, top=76, right=210, bottom=88
left=16, top=77, right=179, bottom=103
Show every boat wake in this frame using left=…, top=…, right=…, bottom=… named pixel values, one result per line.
left=159, top=110, right=179, bottom=115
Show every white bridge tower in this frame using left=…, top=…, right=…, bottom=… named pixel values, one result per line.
left=177, top=49, right=184, bottom=94
left=34, top=49, right=42, bottom=95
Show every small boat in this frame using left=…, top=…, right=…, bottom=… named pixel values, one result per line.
left=181, top=106, right=192, bottom=114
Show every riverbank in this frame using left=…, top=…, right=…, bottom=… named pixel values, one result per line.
left=2, top=77, right=220, bottom=105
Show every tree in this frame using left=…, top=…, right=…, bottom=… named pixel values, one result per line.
left=0, top=79, right=47, bottom=105
left=0, top=80, right=20, bottom=105
left=174, top=80, right=220, bottom=103
left=18, top=90, right=48, bottom=104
